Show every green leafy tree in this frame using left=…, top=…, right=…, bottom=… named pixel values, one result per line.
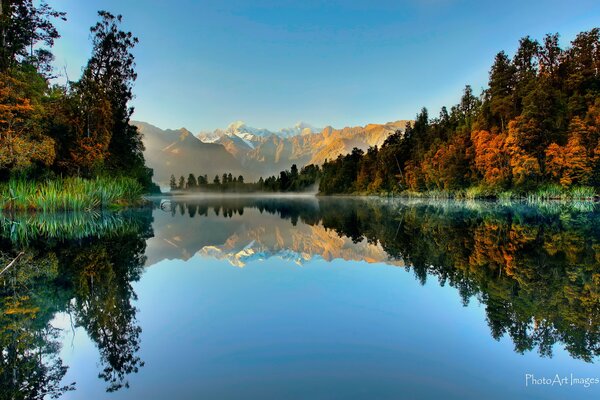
left=0, top=0, right=65, bottom=73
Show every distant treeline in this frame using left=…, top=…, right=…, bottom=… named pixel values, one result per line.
left=319, top=29, right=600, bottom=198
left=170, top=164, right=320, bottom=193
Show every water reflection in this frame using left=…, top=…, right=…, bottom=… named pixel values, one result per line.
left=155, top=197, right=600, bottom=362
left=0, top=198, right=599, bottom=398
left=0, top=210, right=153, bottom=398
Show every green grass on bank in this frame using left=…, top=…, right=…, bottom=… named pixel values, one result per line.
left=0, top=177, right=144, bottom=212
left=354, top=184, right=598, bottom=201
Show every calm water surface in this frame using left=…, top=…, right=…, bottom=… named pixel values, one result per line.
left=1, top=197, right=600, bottom=399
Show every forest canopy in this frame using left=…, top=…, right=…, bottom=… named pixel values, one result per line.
left=319, top=29, right=600, bottom=197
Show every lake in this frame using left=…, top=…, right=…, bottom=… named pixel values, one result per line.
left=1, top=196, right=600, bottom=399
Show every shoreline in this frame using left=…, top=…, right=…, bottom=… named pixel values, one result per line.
left=151, top=190, right=600, bottom=203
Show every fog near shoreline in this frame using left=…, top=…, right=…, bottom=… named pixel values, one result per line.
left=154, top=182, right=321, bottom=198
left=155, top=191, right=319, bottom=199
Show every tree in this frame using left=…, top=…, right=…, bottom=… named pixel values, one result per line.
left=290, top=164, right=298, bottom=180
left=459, top=85, right=480, bottom=124
left=0, top=72, right=55, bottom=175
left=513, top=36, right=540, bottom=114
left=187, top=173, right=197, bottom=189
left=513, top=36, right=539, bottom=80
left=238, top=175, right=244, bottom=184
left=506, top=121, right=541, bottom=188
left=545, top=117, right=593, bottom=186
left=169, top=174, right=177, bottom=190
left=564, top=28, right=600, bottom=116
left=178, top=175, right=185, bottom=190
left=538, top=33, right=562, bottom=77
left=0, top=0, right=66, bottom=73
left=471, top=130, right=510, bottom=188
left=64, top=76, right=112, bottom=175
left=213, top=175, right=220, bottom=185
left=488, top=51, right=516, bottom=131
left=81, top=11, right=151, bottom=186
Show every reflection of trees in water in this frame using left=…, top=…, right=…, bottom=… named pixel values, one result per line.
left=1, top=198, right=600, bottom=399
left=64, top=234, right=148, bottom=392
left=168, top=197, right=322, bottom=226
left=0, top=209, right=153, bottom=396
left=169, top=197, right=600, bottom=362
left=0, top=250, right=74, bottom=400
left=318, top=200, right=600, bottom=362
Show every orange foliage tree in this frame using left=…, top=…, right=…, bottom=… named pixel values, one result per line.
left=404, top=160, right=425, bottom=192
left=545, top=117, right=593, bottom=187
left=505, top=119, right=541, bottom=187
left=0, top=74, right=55, bottom=172
left=471, top=130, right=511, bottom=188
left=60, top=81, right=113, bottom=174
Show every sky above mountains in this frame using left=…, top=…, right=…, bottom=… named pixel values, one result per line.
left=52, top=0, right=600, bottom=133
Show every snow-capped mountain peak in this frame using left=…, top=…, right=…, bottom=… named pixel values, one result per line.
left=197, top=120, right=320, bottom=144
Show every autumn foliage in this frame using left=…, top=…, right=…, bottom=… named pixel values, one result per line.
left=0, top=72, right=55, bottom=171
left=320, top=29, right=600, bottom=196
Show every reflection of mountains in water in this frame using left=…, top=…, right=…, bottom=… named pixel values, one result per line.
left=148, top=196, right=600, bottom=362
left=2, top=195, right=600, bottom=395
left=148, top=197, right=402, bottom=267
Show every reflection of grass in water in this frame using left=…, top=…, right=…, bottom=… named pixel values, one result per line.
left=0, top=211, right=142, bottom=244
left=368, top=196, right=599, bottom=216
left=400, top=185, right=597, bottom=201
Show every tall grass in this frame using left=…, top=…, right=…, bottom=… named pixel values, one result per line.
left=526, top=185, right=597, bottom=201
left=0, top=177, right=144, bottom=211
left=396, top=185, right=598, bottom=201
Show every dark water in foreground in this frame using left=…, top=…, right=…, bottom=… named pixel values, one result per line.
left=1, top=197, right=600, bottom=399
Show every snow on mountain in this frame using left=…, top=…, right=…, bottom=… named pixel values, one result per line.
left=197, top=120, right=320, bottom=144
left=199, top=242, right=314, bottom=267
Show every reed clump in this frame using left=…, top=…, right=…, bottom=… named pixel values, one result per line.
left=0, top=177, right=144, bottom=211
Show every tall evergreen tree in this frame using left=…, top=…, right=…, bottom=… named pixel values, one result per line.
left=80, top=11, right=152, bottom=187
left=488, top=51, right=516, bottom=131
left=187, top=173, right=197, bottom=189
left=169, top=174, right=177, bottom=191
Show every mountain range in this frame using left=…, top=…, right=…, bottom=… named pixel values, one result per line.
left=134, top=119, right=411, bottom=186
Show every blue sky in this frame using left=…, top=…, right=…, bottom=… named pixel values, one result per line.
left=51, top=0, right=600, bottom=132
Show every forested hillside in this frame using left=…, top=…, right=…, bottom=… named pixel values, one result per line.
left=319, top=29, right=600, bottom=198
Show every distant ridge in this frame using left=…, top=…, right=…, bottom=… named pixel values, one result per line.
left=133, top=121, right=245, bottom=186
